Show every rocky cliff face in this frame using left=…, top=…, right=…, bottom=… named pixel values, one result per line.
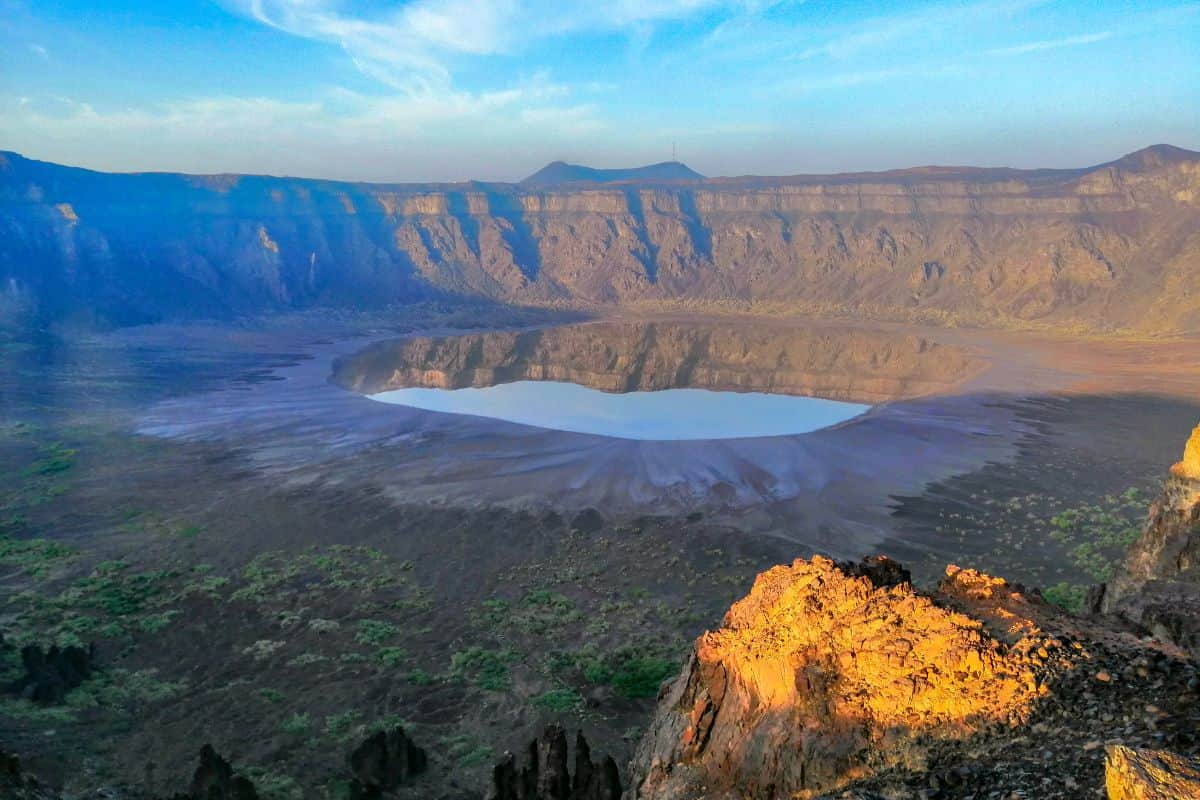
left=1100, top=424, right=1200, bottom=659
left=628, top=555, right=1200, bottom=799
left=628, top=556, right=1063, bottom=798
left=3, top=145, right=1199, bottom=331
left=332, top=321, right=984, bottom=403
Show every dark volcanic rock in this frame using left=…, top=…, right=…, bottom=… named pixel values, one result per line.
left=189, top=745, right=258, bottom=800
left=347, top=725, right=428, bottom=797
left=571, top=733, right=621, bottom=800
left=836, top=554, right=911, bottom=589
left=570, top=509, right=605, bottom=534
left=0, top=751, right=59, bottom=800
left=10, top=643, right=94, bottom=704
left=490, top=725, right=621, bottom=800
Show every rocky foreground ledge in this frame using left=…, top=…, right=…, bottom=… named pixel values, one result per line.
left=629, top=554, right=1199, bottom=799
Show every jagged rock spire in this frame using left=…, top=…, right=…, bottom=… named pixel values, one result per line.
left=489, top=725, right=621, bottom=800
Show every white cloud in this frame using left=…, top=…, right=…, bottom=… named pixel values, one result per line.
left=226, top=0, right=781, bottom=91
left=0, top=86, right=606, bottom=180
left=9, top=95, right=323, bottom=135
left=28, top=42, right=47, bottom=59
left=987, top=31, right=1111, bottom=56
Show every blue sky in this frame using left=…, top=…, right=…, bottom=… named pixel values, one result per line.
left=1, top=0, right=1197, bottom=181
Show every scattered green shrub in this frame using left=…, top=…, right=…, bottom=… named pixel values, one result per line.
left=1043, top=582, right=1087, bottom=613
left=532, top=688, right=584, bottom=712
left=280, top=712, right=311, bottom=735
left=324, top=710, right=362, bottom=738
left=376, top=647, right=407, bottom=667
left=611, top=657, right=675, bottom=699
left=407, top=668, right=436, bottom=685
left=259, top=688, right=285, bottom=704
left=355, top=619, right=398, bottom=646
left=450, top=647, right=517, bottom=691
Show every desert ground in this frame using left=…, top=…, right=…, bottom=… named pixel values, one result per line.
left=2, top=306, right=1199, bottom=797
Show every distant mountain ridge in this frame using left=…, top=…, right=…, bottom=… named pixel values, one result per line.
left=521, top=160, right=705, bottom=186
left=1, top=144, right=1198, bottom=332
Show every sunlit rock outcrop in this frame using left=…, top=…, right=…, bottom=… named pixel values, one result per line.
left=628, top=556, right=1070, bottom=799
left=1173, top=424, right=1200, bottom=480
left=1104, top=745, right=1200, bottom=800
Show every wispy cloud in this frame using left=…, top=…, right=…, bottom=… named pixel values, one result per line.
left=791, top=0, right=1048, bottom=60
left=0, top=84, right=606, bottom=179
left=28, top=42, right=47, bottom=59
left=227, top=0, right=779, bottom=92
left=987, top=31, right=1111, bottom=56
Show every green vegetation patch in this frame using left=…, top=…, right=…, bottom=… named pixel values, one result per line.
left=7, top=558, right=189, bottom=647
left=24, top=443, right=76, bottom=477
left=450, top=646, right=518, bottom=691
left=441, top=734, right=493, bottom=768
left=1040, top=487, right=1147, bottom=610
left=531, top=688, right=584, bottom=713
left=227, top=545, right=417, bottom=605
left=1048, top=488, right=1145, bottom=582
left=354, top=619, right=399, bottom=646
left=1043, top=582, right=1089, bottom=613
left=610, top=657, right=676, bottom=698
left=0, top=534, right=74, bottom=578
left=375, top=646, right=407, bottom=667
left=240, top=768, right=304, bottom=800
left=63, top=668, right=187, bottom=710
left=510, top=589, right=583, bottom=635
left=573, top=645, right=679, bottom=699
left=280, top=712, right=312, bottom=736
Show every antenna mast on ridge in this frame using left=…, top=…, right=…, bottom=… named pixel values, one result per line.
left=672, top=141, right=676, bottom=162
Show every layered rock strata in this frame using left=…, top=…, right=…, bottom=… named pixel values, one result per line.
left=3, top=145, right=1199, bottom=332
left=332, top=321, right=984, bottom=403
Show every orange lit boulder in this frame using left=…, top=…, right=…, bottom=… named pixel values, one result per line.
left=629, top=556, right=1069, bottom=799
left=1171, top=424, right=1200, bottom=479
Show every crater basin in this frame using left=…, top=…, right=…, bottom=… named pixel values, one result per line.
left=332, top=320, right=984, bottom=441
